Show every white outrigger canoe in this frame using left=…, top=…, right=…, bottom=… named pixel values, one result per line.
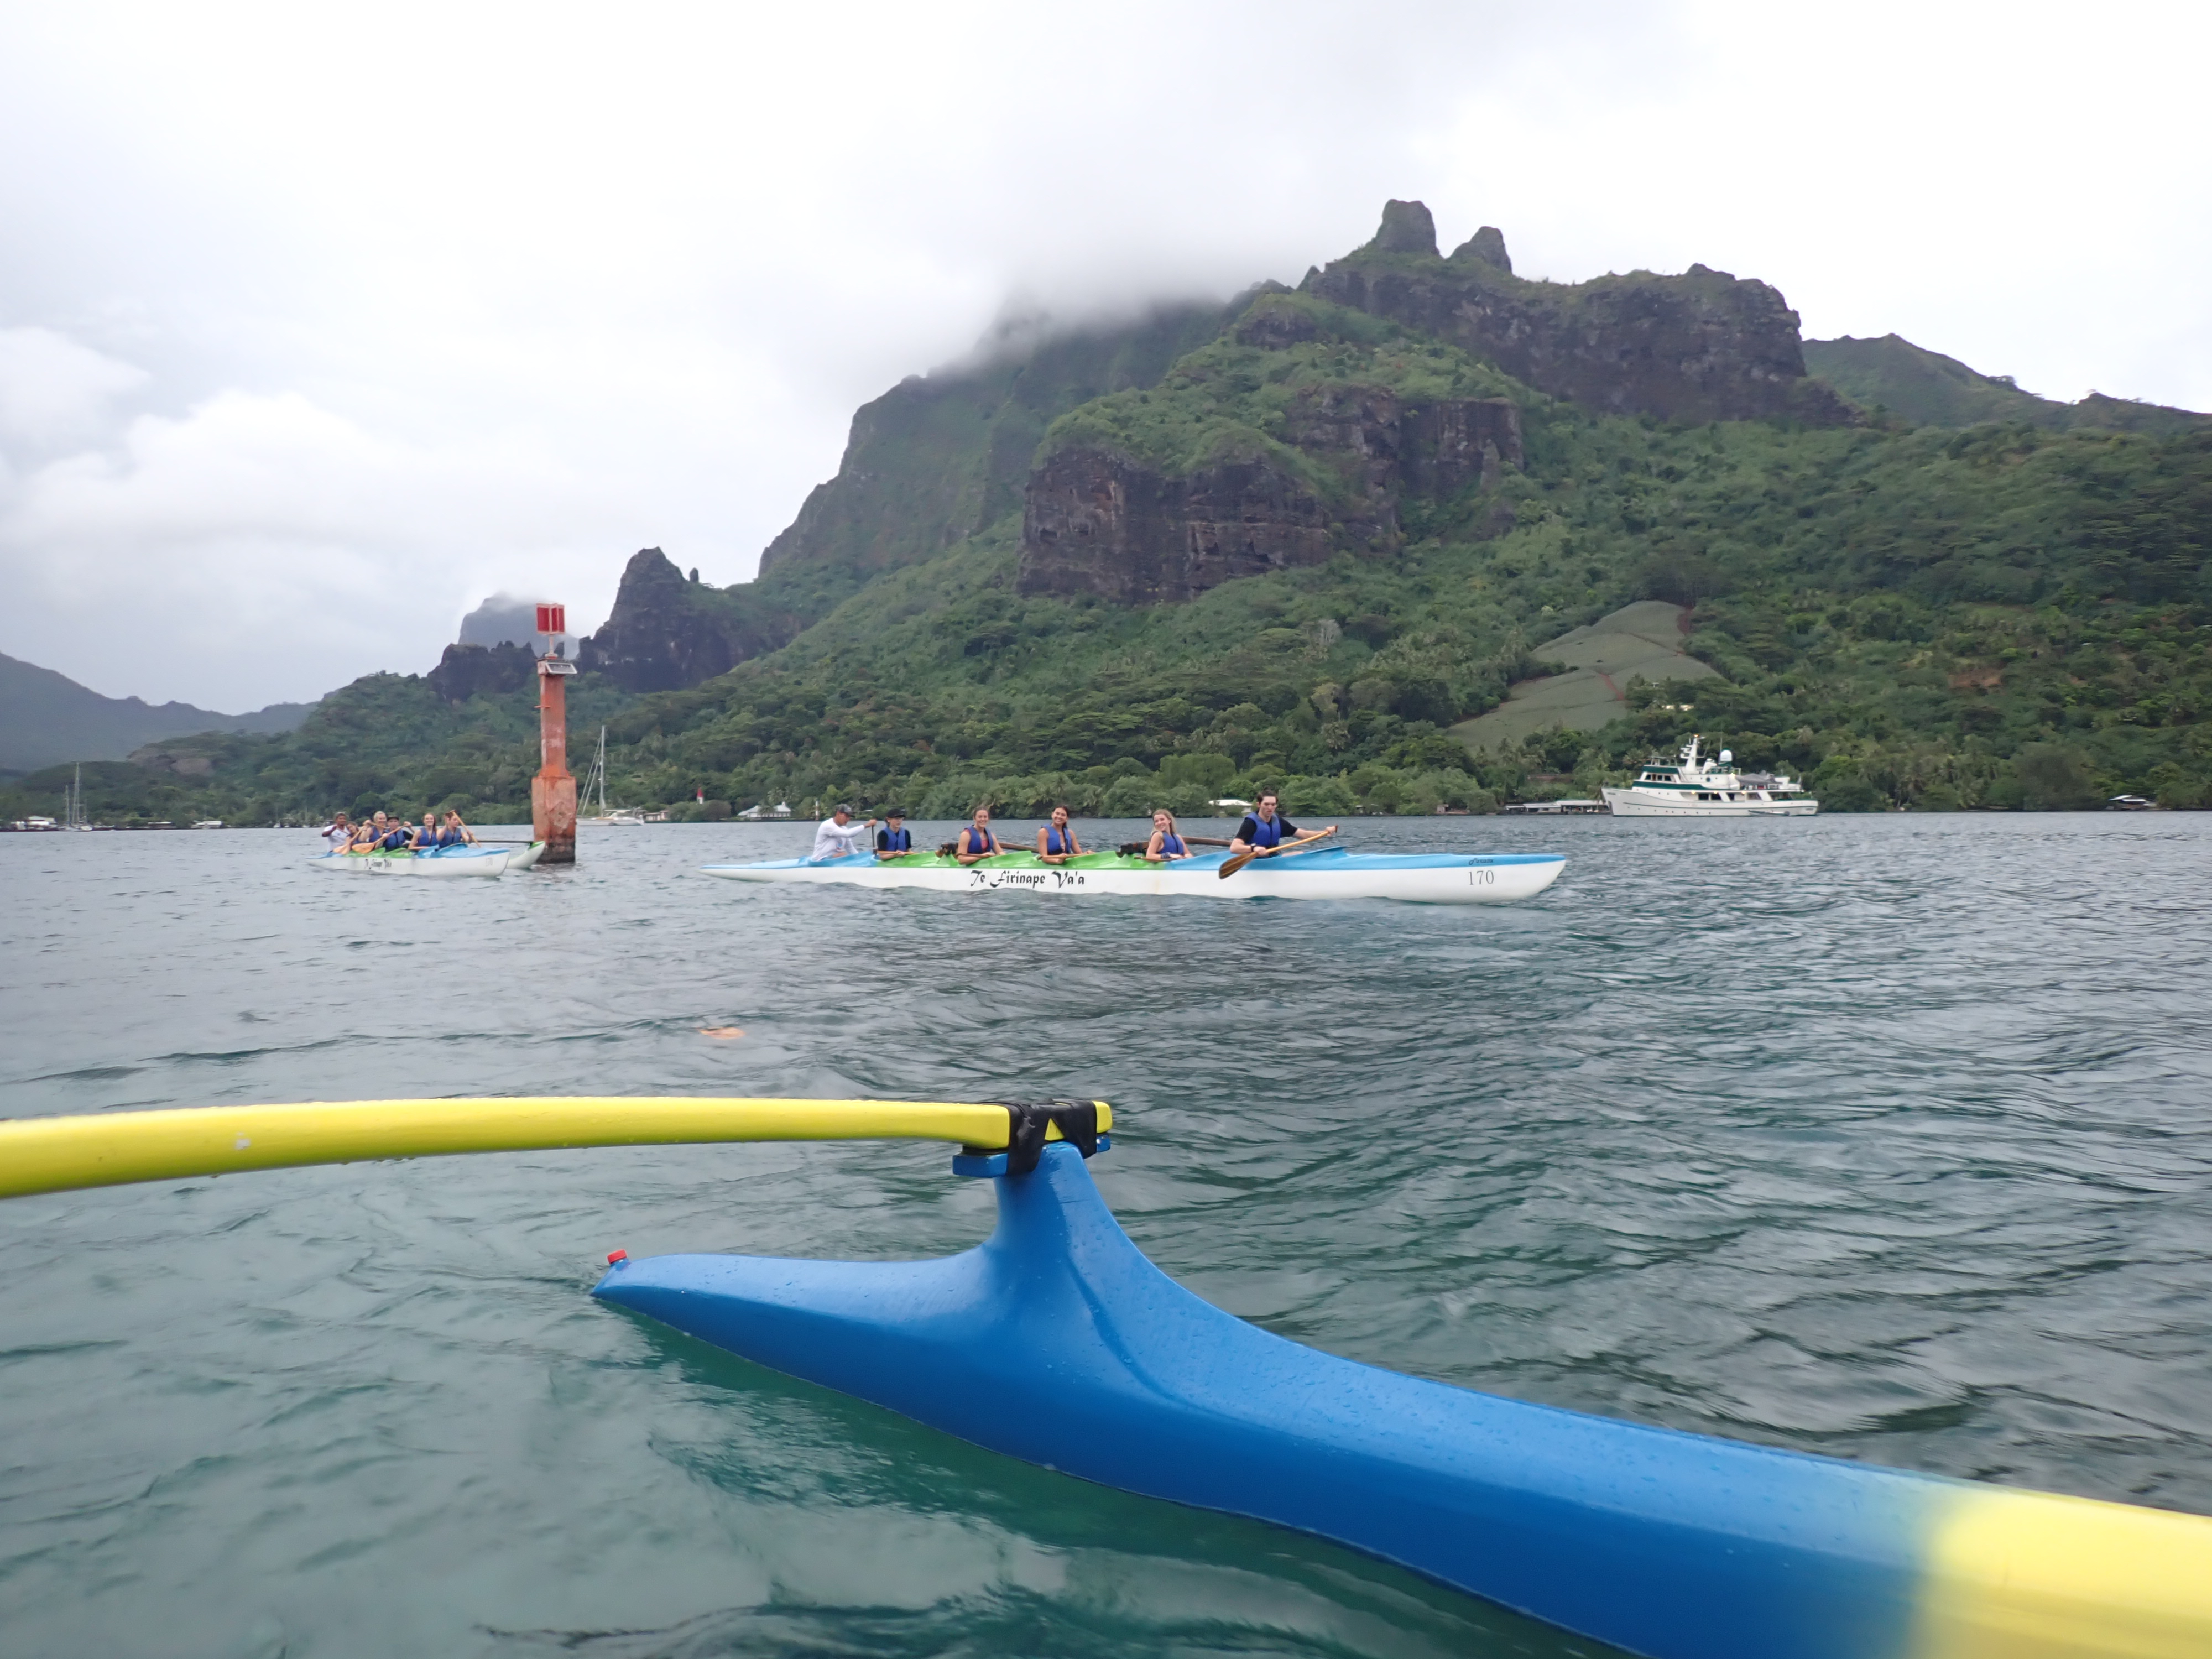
left=312, top=844, right=529, bottom=878
left=703, top=846, right=1564, bottom=905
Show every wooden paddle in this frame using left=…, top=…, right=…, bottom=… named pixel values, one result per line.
left=1217, top=828, right=1339, bottom=879
left=1114, top=835, right=1236, bottom=857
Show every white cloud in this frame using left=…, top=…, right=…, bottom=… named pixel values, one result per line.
left=0, top=1, right=2204, bottom=707
left=0, top=327, right=149, bottom=449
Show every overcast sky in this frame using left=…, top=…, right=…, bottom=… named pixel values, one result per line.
left=2, top=1, right=2205, bottom=710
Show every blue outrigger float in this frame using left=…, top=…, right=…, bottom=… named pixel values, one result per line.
left=2, top=1097, right=2204, bottom=1658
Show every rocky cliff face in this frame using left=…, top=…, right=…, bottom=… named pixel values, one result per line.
left=426, top=642, right=536, bottom=704
left=1017, top=389, right=1522, bottom=605
left=1308, top=206, right=1855, bottom=426
left=578, top=548, right=795, bottom=694
left=758, top=302, right=1233, bottom=581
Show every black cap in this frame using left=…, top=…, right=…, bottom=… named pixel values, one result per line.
left=834, top=802, right=853, bottom=814
left=886, top=807, right=906, bottom=818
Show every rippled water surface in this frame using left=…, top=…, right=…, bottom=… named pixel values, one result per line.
left=3, top=815, right=2210, bottom=1658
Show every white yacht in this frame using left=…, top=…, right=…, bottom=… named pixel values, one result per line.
left=1602, top=736, right=1818, bottom=817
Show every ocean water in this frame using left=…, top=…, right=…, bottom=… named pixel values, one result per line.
left=2, top=815, right=2208, bottom=1658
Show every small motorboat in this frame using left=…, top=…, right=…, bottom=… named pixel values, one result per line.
left=703, top=845, right=1564, bottom=905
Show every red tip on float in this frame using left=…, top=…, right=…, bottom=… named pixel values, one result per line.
left=607, top=1249, right=629, bottom=1266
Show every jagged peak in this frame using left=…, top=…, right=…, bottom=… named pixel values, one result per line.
left=1449, top=226, right=1512, bottom=274
left=1368, top=199, right=1438, bottom=258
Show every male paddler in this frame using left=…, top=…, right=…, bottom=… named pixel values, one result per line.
left=811, top=802, right=876, bottom=860
left=1229, top=790, right=1337, bottom=859
left=875, top=809, right=914, bottom=858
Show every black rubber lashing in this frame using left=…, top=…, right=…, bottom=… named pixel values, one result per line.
left=999, top=1099, right=1102, bottom=1175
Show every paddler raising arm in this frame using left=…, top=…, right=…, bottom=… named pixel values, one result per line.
left=953, top=806, right=1001, bottom=865
left=810, top=802, right=877, bottom=862
left=1036, top=804, right=1086, bottom=865
left=1229, top=791, right=1337, bottom=859
left=874, top=808, right=914, bottom=860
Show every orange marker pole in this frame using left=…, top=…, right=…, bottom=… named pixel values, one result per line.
left=531, top=603, right=577, bottom=865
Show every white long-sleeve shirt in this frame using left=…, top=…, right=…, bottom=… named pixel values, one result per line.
left=810, top=816, right=872, bottom=859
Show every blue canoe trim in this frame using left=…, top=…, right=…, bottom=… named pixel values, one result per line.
left=595, top=1142, right=1947, bottom=1659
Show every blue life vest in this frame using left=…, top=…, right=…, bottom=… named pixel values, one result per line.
left=880, top=827, right=911, bottom=852
left=961, top=827, right=998, bottom=856
left=1246, top=813, right=1285, bottom=849
left=1045, top=825, right=1076, bottom=856
left=380, top=827, right=410, bottom=850
left=1158, top=832, right=1186, bottom=856
left=437, top=826, right=465, bottom=847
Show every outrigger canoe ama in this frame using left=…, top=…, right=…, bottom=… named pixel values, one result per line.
left=311, top=844, right=520, bottom=877
left=1, top=1097, right=2206, bottom=1659
left=702, top=845, right=1565, bottom=904
left=601, top=1134, right=2212, bottom=1659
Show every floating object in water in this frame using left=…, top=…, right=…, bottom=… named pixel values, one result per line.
left=312, top=845, right=517, bottom=877
left=703, top=846, right=1565, bottom=905
left=3, top=1095, right=2205, bottom=1658
left=698, top=1027, right=745, bottom=1040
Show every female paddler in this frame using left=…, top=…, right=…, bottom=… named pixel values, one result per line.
left=1229, top=790, right=1337, bottom=859
left=1141, top=809, right=1192, bottom=863
left=1036, top=805, right=1086, bottom=865
left=874, top=809, right=914, bottom=859
left=953, top=807, right=1001, bottom=866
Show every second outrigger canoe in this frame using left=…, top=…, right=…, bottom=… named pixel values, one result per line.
left=703, top=844, right=1564, bottom=904
left=312, top=844, right=523, bottom=877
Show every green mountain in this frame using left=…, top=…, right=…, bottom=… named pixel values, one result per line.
left=9, top=202, right=2210, bottom=825
left=0, top=651, right=312, bottom=775
left=1804, top=335, right=2208, bottom=436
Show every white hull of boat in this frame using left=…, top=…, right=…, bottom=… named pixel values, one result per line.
left=1601, top=792, right=1819, bottom=817
left=702, top=848, right=1564, bottom=905
left=312, top=847, right=514, bottom=877
left=506, top=841, right=547, bottom=869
